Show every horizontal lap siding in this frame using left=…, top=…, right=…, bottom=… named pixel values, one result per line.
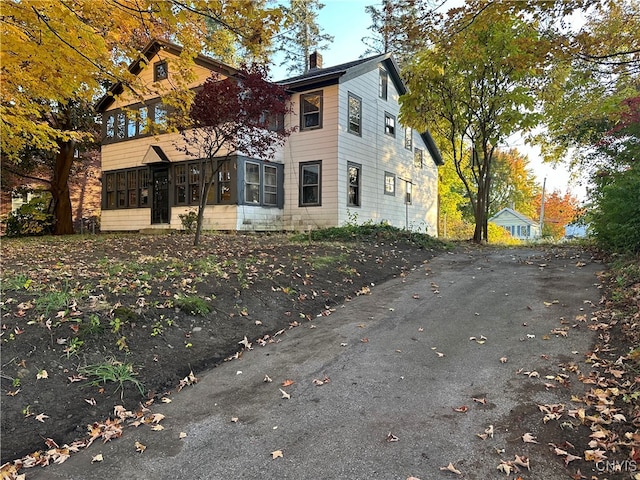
left=283, top=85, right=339, bottom=230
left=337, top=68, right=439, bottom=235
left=101, top=209, right=151, bottom=231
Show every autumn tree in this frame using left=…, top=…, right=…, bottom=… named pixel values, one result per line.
left=489, top=149, right=539, bottom=218
left=179, top=64, right=293, bottom=246
left=400, top=4, right=548, bottom=243
left=275, top=0, right=333, bottom=75
left=534, top=190, right=582, bottom=239
left=1, top=0, right=284, bottom=234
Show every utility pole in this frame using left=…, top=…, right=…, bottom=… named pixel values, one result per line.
left=539, top=177, right=546, bottom=237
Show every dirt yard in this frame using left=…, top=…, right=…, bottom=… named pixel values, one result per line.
left=1, top=231, right=443, bottom=463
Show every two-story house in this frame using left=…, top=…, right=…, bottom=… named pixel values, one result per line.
left=96, top=41, right=443, bottom=234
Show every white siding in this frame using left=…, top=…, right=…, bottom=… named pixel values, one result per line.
left=334, top=65, right=439, bottom=235
left=282, top=85, right=340, bottom=230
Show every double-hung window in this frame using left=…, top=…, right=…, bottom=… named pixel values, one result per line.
left=414, top=148, right=424, bottom=168
left=348, top=93, right=362, bottom=135
left=384, top=172, right=395, bottom=196
left=300, top=161, right=321, bottom=206
left=245, top=162, right=261, bottom=204
left=263, top=165, right=278, bottom=206
left=300, top=91, right=322, bottom=130
left=154, top=60, right=168, bottom=81
left=404, top=127, right=413, bottom=150
left=347, top=163, right=361, bottom=207
left=384, top=113, right=396, bottom=136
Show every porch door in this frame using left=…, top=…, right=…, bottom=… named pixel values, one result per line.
left=152, top=168, right=169, bottom=224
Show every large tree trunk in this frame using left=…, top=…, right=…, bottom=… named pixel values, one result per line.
left=51, top=141, right=75, bottom=235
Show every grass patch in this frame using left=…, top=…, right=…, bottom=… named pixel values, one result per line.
left=174, top=295, right=210, bottom=315
left=310, top=254, right=346, bottom=269
left=0, top=273, right=32, bottom=293
left=35, top=289, right=73, bottom=315
left=79, top=359, right=144, bottom=397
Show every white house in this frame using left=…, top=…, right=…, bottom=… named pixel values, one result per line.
left=96, top=41, right=443, bottom=234
left=489, top=207, right=541, bottom=240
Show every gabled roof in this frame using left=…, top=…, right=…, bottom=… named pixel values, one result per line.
left=95, top=39, right=239, bottom=112
left=278, top=53, right=443, bottom=166
left=489, top=207, right=539, bottom=226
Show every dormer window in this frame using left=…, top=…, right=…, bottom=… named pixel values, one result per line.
left=154, top=60, right=168, bottom=81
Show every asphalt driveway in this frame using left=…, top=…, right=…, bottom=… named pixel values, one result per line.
left=26, top=246, right=603, bottom=480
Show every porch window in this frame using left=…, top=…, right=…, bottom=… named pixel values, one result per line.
left=189, top=164, right=201, bottom=204
left=218, top=161, right=232, bottom=203
left=384, top=172, right=395, bottom=196
left=139, top=170, right=150, bottom=206
left=300, top=91, right=322, bottom=130
left=105, top=173, right=115, bottom=208
left=175, top=164, right=187, bottom=205
left=300, top=161, right=321, bottom=206
left=127, top=170, right=138, bottom=207
left=264, top=165, right=277, bottom=205
left=348, top=93, right=362, bottom=135
left=347, top=163, right=361, bottom=207
left=127, top=111, right=137, bottom=138
left=105, top=115, right=115, bottom=139
left=245, top=162, right=260, bottom=204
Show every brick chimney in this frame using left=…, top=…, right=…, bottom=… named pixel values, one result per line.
left=309, top=51, right=323, bottom=70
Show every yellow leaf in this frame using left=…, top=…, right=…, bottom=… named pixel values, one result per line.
left=36, top=370, right=48, bottom=380
left=134, top=441, right=146, bottom=453
left=91, top=453, right=103, bottom=463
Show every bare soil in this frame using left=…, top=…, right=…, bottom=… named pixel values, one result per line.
left=1, top=231, right=443, bottom=463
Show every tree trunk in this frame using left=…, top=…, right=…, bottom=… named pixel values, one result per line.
left=193, top=159, right=219, bottom=246
left=51, top=141, right=75, bottom=235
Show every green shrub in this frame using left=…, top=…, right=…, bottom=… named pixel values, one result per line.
left=589, top=167, right=640, bottom=253
left=179, top=210, right=198, bottom=233
left=4, top=195, right=53, bottom=237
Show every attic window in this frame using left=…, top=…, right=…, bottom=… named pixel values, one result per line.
left=154, top=60, right=168, bottom=81
left=300, top=91, right=322, bottom=130
left=379, top=67, right=388, bottom=100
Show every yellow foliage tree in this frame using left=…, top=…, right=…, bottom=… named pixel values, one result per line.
left=1, top=0, right=283, bottom=234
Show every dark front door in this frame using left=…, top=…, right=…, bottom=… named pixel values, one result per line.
left=152, top=168, right=169, bottom=224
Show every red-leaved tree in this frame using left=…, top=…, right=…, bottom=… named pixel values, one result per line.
left=179, top=64, right=293, bottom=245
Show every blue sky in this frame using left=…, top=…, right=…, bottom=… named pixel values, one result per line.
left=275, top=0, right=581, bottom=199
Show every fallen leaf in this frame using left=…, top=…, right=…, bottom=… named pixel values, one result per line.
left=91, top=453, right=103, bottom=463
left=134, top=441, right=146, bottom=453
left=150, top=424, right=164, bottom=431
left=161, top=397, right=172, bottom=403
left=484, top=424, right=494, bottom=438
left=439, top=462, right=462, bottom=475
left=514, top=454, right=530, bottom=470
left=85, top=398, right=96, bottom=406
left=497, top=460, right=515, bottom=475
left=231, top=417, right=239, bottom=423
left=264, top=374, right=273, bottom=383
left=281, top=379, right=294, bottom=387
left=522, top=432, right=538, bottom=443
left=500, top=357, right=508, bottom=363
left=386, top=432, right=399, bottom=442
left=453, top=405, right=469, bottom=413
left=436, top=352, right=445, bottom=357
left=279, top=388, right=290, bottom=400
left=473, top=397, right=487, bottom=405
left=179, top=432, right=187, bottom=439
left=271, top=450, right=283, bottom=459
left=35, top=413, right=49, bottom=423
left=36, top=370, right=48, bottom=380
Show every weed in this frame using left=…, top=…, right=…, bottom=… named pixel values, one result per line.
left=80, top=314, right=104, bottom=337
left=174, top=295, right=210, bottom=315
left=64, top=337, right=84, bottom=358
left=1, top=273, right=32, bottom=292
left=22, top=405, right=32, bottom=417
left=79, top=359, right=144, bottom=397
left=151, top=321, right=164, bottom=337
left=311, top=254, right=345, bottom=269
left=116, top=336, right=129, bottom=352
left=12, top=378, right=20, bottom=388
left=110, top=318, right=123, bottom=334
